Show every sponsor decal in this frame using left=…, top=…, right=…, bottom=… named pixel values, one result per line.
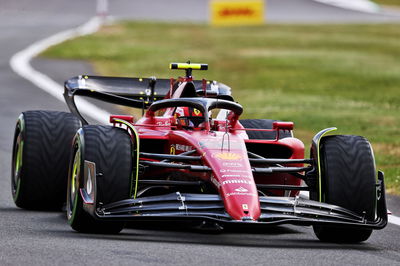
left=210, top=0, right=264, bottom=26
left=170, top=145, right=176, bottom=155
left=221, top=174, right=241, bottom=178
left=214, top=152, right=242, bottom=161
left=220, top=169, right=249, bottom=174
left=220, top=8, right=254, bottom=17
left=221, top=174, right=252, bottom=180
left=175, top=144, right=193, bottom=152
left=222, top=162, right=243, bottom=167
left=226, top=192, right=257, bottom=198
left=242, top=204, right=249, bottom=210
left=198, top=139, right=241, bottom=150
left=170, top=144, right=193, bottom=154
left=222, top=179, right=253, bottom=185
left=235, top=187, right=248, bottom=192
left=156, top=121, right=171, bottom=126
left=193, top=108, right=202, bottom=116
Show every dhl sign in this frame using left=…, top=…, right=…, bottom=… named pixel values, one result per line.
left=210, top=0, right=265, bottom=26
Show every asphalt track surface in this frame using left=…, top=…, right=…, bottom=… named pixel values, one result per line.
left=1, top=0, right=400, bottom=265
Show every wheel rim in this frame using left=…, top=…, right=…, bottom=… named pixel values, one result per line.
left=12, top=126, right=23, bottom=200
left=67, top=146, right=81, bottom=221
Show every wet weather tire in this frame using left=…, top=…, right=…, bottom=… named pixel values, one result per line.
left=313, top=135, right=376, bottom=243
left=11, top=111, right=81, bottom=210
left=67, top=125, right=133, bottom=234
left=239, top=119, right=292, bottom=140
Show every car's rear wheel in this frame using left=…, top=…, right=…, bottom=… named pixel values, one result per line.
left=11, top=111, right=81, bottom=210
left=239, top=119, right=292, bottom=140
left=67, top=125, right=133, bottom=234
left=313, top=135, right=376, bottom=243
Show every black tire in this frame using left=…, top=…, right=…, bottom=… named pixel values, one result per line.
left=67, top=125, right=133, bottom=234
left=313, top=135, right=376, bottom=243
left=11, top=111, right=81, bottom=210
left=239, top=119, right=292, bottom=140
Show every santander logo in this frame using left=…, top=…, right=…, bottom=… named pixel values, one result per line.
left=235, top=187, right=248, bottom=193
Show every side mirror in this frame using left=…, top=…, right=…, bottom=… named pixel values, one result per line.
left=273, top=121, right=294, bottom=140
left=273, top=121, right=294, bottom=131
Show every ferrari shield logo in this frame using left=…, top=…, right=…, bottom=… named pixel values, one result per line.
left=192, top=108, right=201, bottom=116
left=170, top=145, right=176, bottom=155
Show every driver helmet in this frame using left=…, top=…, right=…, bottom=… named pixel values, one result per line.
left=175, top=107, right=204, bottom=128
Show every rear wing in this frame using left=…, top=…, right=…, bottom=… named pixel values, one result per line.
left=64, top=75, right=233, bottom=124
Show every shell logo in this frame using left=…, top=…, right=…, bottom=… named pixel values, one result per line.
left=214, top=152, right=242, bottom=160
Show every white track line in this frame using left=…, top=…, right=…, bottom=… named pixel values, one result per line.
left=313, top=0, right=381, bottom=13
left=314, top=0, right=381, bottom=14
left=10, top=17, right=110, bottom=124
left=389, top=215, right=400, bottom=226
left=9, top=14, right=400, bottom=228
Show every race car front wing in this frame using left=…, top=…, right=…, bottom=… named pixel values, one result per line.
left=82, top=171, right=387, bottom=229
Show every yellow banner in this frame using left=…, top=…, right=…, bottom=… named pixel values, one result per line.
left=210, top=0, right=265, bottom=26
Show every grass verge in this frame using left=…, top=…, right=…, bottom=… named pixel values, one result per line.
left=374, top=0, right=400, bottom=7
left=42, top=21, right=400, bottom=194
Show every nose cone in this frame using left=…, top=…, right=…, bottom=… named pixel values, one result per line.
left=220, top=178, right=261, bottom=221
left=198, top=132, right=261, bottom=221
left=206, top=149, right=261, bottom=221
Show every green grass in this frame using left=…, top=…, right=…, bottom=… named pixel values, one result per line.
left=42, top=22, right=400, bottom=194
left=374, top=0, right=400, bottom=6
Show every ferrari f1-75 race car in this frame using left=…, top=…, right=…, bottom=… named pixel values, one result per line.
left=11, top=62, right=387, bottom=242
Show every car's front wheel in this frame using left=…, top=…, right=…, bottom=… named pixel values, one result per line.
left=313, top=135, right=376, bottom=243
left=67, top=125, right=133, bottom=234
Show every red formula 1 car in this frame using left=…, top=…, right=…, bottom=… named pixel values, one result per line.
left=11, top=62, right=387, bottom=242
